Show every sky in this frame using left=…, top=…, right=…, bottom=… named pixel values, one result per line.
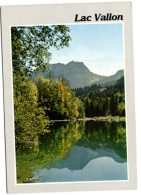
left=50, top=23, right=124, bottom=76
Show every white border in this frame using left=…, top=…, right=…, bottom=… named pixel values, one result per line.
left=1, top=2, right=137, bottom=193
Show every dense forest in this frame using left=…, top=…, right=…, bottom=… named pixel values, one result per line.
left=14, top=76, right=85, bottom=144
left=73, top=76, right=125, bottom=117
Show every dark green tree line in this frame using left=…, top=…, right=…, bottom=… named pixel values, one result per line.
left=83, top=92, right=125, bottom=117
left=76, top=76, right=125, bottom=117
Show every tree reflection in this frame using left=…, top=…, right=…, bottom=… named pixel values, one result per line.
left=80, top=121, right=127, bottom=159
left=16, top=121, right=127, bottom=183
left=16, top=121, right=85, bottom=183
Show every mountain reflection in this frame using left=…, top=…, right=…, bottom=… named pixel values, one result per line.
left=16, top=121, right=127, bottom=183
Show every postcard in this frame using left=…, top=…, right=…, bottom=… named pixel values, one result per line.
left=1, top=2, right=137, bottom=193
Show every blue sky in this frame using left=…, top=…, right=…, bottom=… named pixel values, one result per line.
left=50, top=23, right=124, bottom=76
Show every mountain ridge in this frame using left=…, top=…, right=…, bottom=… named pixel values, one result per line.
left=94, top=69, right=124, bottom=86
left=32, top=61, right=124, bottom=89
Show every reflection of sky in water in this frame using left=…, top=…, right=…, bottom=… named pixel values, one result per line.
left=16, top=121, right=127, bottom=183
left=34, top=156, right=127, bottom=182
left=34, top=144, right=128, bottom=182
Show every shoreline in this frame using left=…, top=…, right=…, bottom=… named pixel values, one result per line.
left=50, top=116, right=125, bottom=122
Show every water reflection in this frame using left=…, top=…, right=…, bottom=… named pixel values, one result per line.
left=16, top=121, right=127, bottom=183
left=34, top=157, right=127, bottom=182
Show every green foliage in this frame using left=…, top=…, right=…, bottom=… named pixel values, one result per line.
left=114, top=76, right=124, bottom=93
left=11, top=25, right=71, bottom=78
left=83, top=91, right=125, bottom=117
left=117, top=102, right=125, bottom=116
left=75, top=76, right=125, bottom=117
left=35, top=76, right=85, bottom=119
left=14, top=80, right=50, bottom=144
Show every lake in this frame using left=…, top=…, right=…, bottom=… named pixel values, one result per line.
left=16, top=120, right=128, bottom=183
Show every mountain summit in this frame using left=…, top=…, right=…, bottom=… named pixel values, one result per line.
left=62, top=61, right=105, bottom=88
left=36, top=61, right=105, bottom=88
left=32, top=61, right=124, bottom=89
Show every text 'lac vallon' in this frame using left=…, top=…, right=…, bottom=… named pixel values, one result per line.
left=75, top=13, right=123, bottom=22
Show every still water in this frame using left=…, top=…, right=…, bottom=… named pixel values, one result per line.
left=16, top=121, right=128, bottom=183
